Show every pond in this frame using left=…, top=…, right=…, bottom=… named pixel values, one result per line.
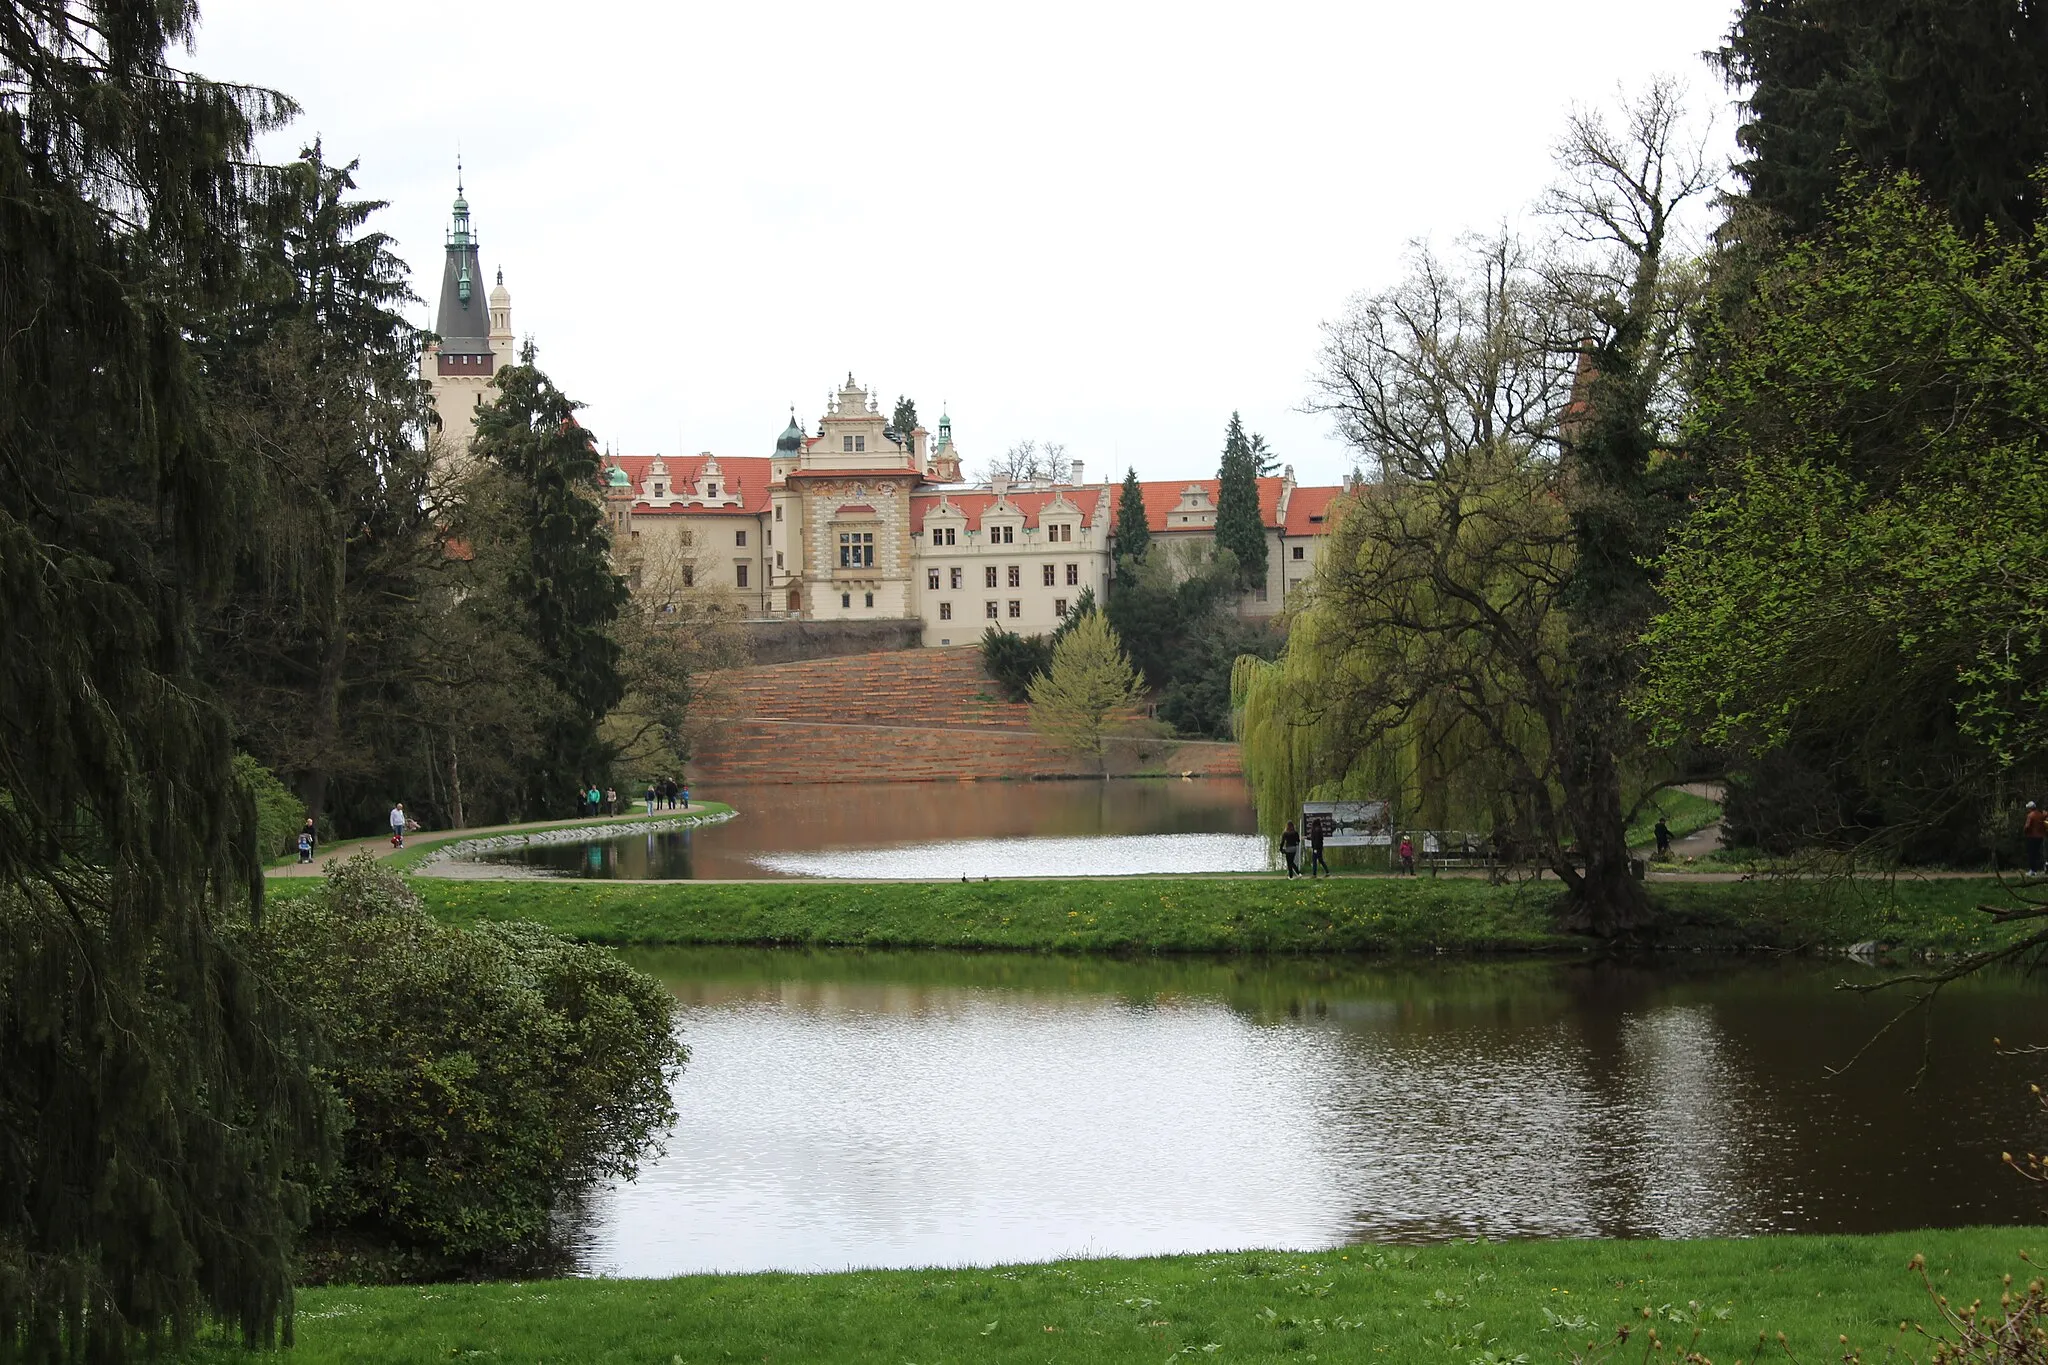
left=564, top=949, right=2048, bottom=1277
left=469, top=777, right=1264, bottom=880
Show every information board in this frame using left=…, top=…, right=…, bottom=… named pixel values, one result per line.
left=1300, top=800, right=1392, bottom=847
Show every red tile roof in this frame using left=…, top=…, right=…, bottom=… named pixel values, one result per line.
left=1282, top=484, right=1345, bottom=536
left=911, top=487, right=1111, bottom=533
left=1135, top=477, right=1284, bottom=533
left=605, top=455, right=774, bottom=516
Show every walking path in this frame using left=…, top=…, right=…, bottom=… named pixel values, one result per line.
left=268, top=807, right=718, bottom=878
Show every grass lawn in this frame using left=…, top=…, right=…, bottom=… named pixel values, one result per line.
left=175, top=1229, right=2028, bottom=1364
left=356, top=871, right=2033, bottom=957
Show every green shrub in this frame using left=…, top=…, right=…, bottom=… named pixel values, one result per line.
left=241, top=854, right=684, bottom=1266
left=233, top=753, right=306, bottom=859
left=980, top=626, right=1053, bottom=701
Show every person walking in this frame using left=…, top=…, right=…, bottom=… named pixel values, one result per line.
left=605, top=786, right=618, bottom=817
left=1654, top=816, right=1673, bottom=859
left=1279, top=821, right=1302, bottom=879
left=1307, top=818, right=1332, bottom=879
left=645, top=781, right=657, bottom=817
left=2025, top=801, right=2047, bottom=877
left=680, top=784, right=690, bottom=810
left=1398, top=835, right=1414, bottom=876
left=388, top=801, right=407, bottom=849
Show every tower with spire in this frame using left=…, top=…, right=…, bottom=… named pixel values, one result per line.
left=420, top=164, right=514, bottom=466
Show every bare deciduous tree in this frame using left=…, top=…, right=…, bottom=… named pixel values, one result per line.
left=979, top=438, right=1070, bottom=485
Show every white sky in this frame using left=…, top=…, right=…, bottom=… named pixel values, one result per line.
left=190, top=0, right=1741, bottom=488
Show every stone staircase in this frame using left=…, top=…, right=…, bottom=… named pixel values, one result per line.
left=688, top=646, right=1241, bottom=785
left=714, top=647, right=1035, bottom=732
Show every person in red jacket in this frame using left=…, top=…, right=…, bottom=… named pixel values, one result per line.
left=2025, top=801, right=2047, bottom=878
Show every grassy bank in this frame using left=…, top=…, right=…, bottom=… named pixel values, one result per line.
left=179, top=1229, right=2027, bottom=1363
left=373, top=872, right=2027, bottom=956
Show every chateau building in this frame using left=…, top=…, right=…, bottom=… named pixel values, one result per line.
left=419, top=174, right=514, bottom=463
left=418, top=186, right=1346, bottom=640
left=596, top=377, right=1348, bottom=645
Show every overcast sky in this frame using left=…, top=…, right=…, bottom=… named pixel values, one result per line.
left=190, top=0, right=1741, bottom=488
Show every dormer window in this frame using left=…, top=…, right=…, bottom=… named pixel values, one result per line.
left=707, top=483, right=719, bottom=497
left=653, top=482, right=666, bottom=497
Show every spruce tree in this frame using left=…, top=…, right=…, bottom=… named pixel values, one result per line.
left=471, top=349, right=630, bottom=812
left=1213, top=412, right=1269, bottom=590
left=1, top=4, right=325, bottom=1357
left=202, top=142, right=442, bottom=831
left=1114, top=466, right=1151, bottom=564
left=1717, top=0, right=2048, bottom=237
left=890, top=395, right=919, bottom=442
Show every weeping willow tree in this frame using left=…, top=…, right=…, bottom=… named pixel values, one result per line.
left=2, top=3, right=329, bottom=1357
left=1234, top=441, right=1572, bottom=859
left=1241, top=84, right=1709, bottom=935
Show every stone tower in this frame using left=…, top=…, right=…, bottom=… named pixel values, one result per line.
left=420, top=170, right=510, bottom=467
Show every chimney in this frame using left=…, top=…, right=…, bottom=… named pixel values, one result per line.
left=992, top=476, right=1009, bottom=498
left=1069, top=458, right=1084, bottom=487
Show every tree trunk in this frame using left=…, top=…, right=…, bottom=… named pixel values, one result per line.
left=446, top=735, right=466, bottom=831
left=1554, top=661, right=1652, bottom=937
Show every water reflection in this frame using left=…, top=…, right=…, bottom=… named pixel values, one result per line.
left=473, top=777, right=1261, bottom=880
left=567, top=952, right=2048, bottom=1276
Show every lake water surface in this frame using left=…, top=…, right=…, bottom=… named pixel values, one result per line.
left=565, top=949, right=2048, bottom=1277
left=477, top=777, right=1264, bottom=880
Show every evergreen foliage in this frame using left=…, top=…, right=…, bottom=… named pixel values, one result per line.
left=1113, top=466, right=1150, bottom=563
left=1027, top=613, right=1147, bottom=768
left=1106, top=543, right=1240, bottom=717
left=1716, top=0, right=2048, bottom=238
left=889, top=396, right=918, bottom=443
left=977, top=591, right=1097, bottom=703
left=238, top=856, right=683, bottom=1268
left=235, top=754, right=309, bottom=861
left=1213, top=413, right=1268, bottom=590
left=199, top=142, right=444, bottom=832
left=470, top=351, right=631, bottom=813
left=0, top=3, right=326, bottom=1356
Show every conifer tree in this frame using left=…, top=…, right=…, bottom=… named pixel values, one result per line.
left=470, top=349, right=630, bottom=811
left=1717, top=0, right=2048, bottom=238
left=1114, top=466, right=1151, bottom=564
left=1, top=4, right=325, bottom=1356
left=890, top=395, right=919, bottom=442
left=1214, top=412, right=1268, bottom=590
left=1028, top=612, right=1147, bottom=771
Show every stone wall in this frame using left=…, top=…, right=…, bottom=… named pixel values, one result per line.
left=739, top=617, right=924, bottom=665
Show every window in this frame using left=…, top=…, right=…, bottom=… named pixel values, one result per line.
left=775, top=504, right=783, bottom=521
left=1054, top=598, right=1068, bottom=618
left=775, top=551, right=783, bottom=569
left=927, top=568, right=941, bottom=590
left=653, top=482, right=666, bottom=497
left=1042, top=564, right=1056, bottom=586
left=841, top=435, right=854, bottom=452
left=1007, top=600, right=1021, bottom=618
left=939, top=602, right=952, bottom=620
left=1066, top=563, right=1079, bottom=586
left=985, top=601, right=999, bottom=619
left=984, top=566, right=998, bottom=588
left=838, top=531, right=874, bottom=568
left=936, top=527, right=955, bottom=546
left=708, top=483, right=719, bottom=497
left=842, top=592, right=851, bottom=608
left=1007, top=565, right=1020, bottom=588
left=1253, top=584, right=1268, bottom=602
left=864, top=591, right=874, bottom=607
left=735, top=529, right=747, bottom=546
left=629, top=567, right=643, bottom=590
left=950, top=567, right=963, bottom=589
left=996, top=524, right=1014, bottom=544
left=736, top=563, right=749, bottom=588
left=765, top=528, right=772, bottom=546
left=1292, top=545, right=1305, bottom=560
left=855, top=435, right=866, bottom=452
left=1049, top=522, right=1071, bottom=542
left=682, top=565, right=694, bottom=587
